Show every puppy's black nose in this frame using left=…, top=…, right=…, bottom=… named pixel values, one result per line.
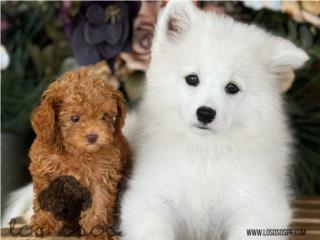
left=196, top=106, right=216, bottom=124
left=86, top=134, right=98, bottom=144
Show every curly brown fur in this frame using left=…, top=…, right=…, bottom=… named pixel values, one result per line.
left=38, top=176, right=92, bottom=236
left=29, top=67, right=130, bottom=239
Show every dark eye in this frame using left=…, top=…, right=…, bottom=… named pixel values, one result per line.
left=102, top=113, right=109, bottom=121
left=185, top=74, right=199, bottom=87
left=70, top=115, right=80, bottom=123
left=225, top=82, right=240, bottom=94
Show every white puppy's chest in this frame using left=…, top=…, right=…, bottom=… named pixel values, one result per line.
left=130, top=132, right=289, bottom=240
left=169, top=165, right=235, bottom=239
left=136, top=144, right=256, bottom=237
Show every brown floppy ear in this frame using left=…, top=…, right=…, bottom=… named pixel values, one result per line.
left=113, top=91, right=126, bottom=133
left=31, top=90, right=59, bottom=144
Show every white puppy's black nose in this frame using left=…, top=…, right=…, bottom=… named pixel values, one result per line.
left=196, top=106, right=216, bottom=124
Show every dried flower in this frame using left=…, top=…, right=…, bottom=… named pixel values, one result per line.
left=121, top=1, right=161, bottom=71
left=70, top=1, right=140, bottom=68
left=282, top=1, right=320, bottom=27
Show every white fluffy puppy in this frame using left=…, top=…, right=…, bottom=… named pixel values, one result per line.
left=120, top=1, right=308, bottom=240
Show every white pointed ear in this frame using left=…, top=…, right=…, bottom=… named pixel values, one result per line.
left=264, top=36, right=309, bottom=92
left=266, top=36, right=309, bottom=72
left=158, top=0, right=195, bottom=42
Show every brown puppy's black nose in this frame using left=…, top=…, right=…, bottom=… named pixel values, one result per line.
left=86, top=134, right=98, bottom=144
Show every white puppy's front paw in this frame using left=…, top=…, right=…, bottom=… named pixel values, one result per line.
left=120, top=197, right=174, bottom=240
left=121, top=232, right=173, bottom=240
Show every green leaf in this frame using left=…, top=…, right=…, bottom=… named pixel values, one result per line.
left=307, top=45, right=320, bottom=59
left=287, top=20, right=297, bottom=42
left=299, top=25, right=313, bottom=49
left=45, top=24, right=64, bottom=40
left=27, top=42, right=43, bottom=77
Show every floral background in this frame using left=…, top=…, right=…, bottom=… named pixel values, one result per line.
left=1, top=1, right=320, bottom=211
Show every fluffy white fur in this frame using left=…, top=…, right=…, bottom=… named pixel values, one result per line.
left=2, top=183, right=33, bottom=226
left=120, top=1, right=308, bottom=240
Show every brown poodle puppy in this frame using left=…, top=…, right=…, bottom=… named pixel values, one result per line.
left=29, top=67, right=130, bottom=238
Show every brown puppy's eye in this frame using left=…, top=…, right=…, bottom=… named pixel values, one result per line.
left=70, top=115, right=80, bottom=123
left=112, top=116, right=117, bottom=124
left=102, top=113, right=109, bottom=121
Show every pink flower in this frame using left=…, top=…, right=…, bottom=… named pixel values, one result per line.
left=1, top=18, right=8, bottom=31
left=122, top=1, right=162, bottom=71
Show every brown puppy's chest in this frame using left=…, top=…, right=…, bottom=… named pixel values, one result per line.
left=51, top=149, right=122, bottom=189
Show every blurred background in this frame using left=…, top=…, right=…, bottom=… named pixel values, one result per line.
left=1, top=1, right=320, bottom=213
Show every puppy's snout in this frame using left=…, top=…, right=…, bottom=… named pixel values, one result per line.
left=196, top=106, right=216, bottom=124
left=86, top=134, right=98, bottom=144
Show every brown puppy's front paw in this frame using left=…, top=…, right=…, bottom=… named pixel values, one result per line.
left=80, top=212, right=111, bottom=239
left=31, top=214, right=62, bottom=237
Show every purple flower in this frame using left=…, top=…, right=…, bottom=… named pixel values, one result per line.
left=70, top=1, right=141, bottom=68
left=59, top=1, right=73, bottom=39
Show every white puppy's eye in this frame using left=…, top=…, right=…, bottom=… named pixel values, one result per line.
left=185, top=74, right=199, bottom=87
left=225, top=82, right=240, bottom=94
